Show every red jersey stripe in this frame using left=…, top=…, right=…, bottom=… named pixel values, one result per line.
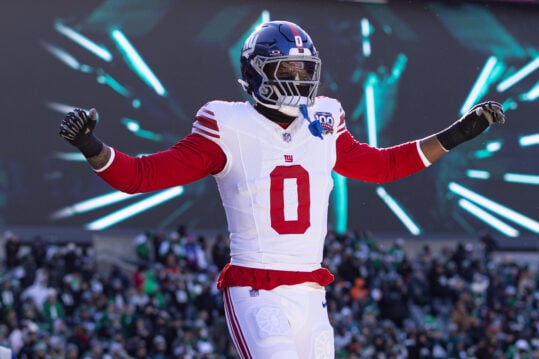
left=201, top=108, right=215, bottom=117
left=287, top=23, right=303, bottom=49
left=193, top=127, right=220, bottom=139
left=339, top=114, right=345, bottom=126
left=195, top=115, right=219, bottom=131
left=224, top=289, right=252, bottom=359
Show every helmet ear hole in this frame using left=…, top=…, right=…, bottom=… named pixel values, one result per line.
left=260, top=86, right=271, bottom=96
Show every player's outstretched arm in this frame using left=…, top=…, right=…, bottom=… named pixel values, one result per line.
left=59, top=108, right=112, bottom=170
left=419, top=101, right=506, bottom=163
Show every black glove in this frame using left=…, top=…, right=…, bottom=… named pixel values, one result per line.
left=436, top=101, right=506, bottom=151
left=59, top=108, right=103, bottom=158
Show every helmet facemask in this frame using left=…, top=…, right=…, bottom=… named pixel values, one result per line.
left=239, top=21, right=322, bottom=118
left=251, top=55, right=321, bottom=117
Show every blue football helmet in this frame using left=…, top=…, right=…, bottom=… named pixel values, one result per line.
left=239, top=21, right=321, bottom=117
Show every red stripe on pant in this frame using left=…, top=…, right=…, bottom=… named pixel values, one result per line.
left=223, top=288, right=252, bottom=359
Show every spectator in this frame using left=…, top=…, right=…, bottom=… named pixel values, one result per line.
left=133, top=233, right=152, bottom=264
left=41, top=289, right=65, bottom=331
left=408, top=269, right=431, bottom=326
left=210, top=233, right=230, bottom=271
left=150, top=335, right=167, bottom=359
left=0, top=279, right=17, bottom=323
left=65, top=343, right=79, bottom=359
left=379, top=277, right=409, bottom=328
left=184, top=235, right=207, bottom=271
left=1, top=228, right=539, bottom=357
left=507, top=339, right=531, bottom=359
left=63, top=242, right=80, bottom=275
left=16, top=321, right=40, bottom=359
left=157, top=231, right=183, bottom=265
left=20, top=269, right=50, bottom=311
left=30, top=236, right=47, bottom=269
left=3, top=231, right=20, bottom=269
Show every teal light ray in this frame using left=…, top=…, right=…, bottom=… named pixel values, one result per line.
left=47, top=102, right=91, bottom=115
left=519, top=133, right=539, bottom=147
left=486, top=140, right=503, bottom=152
left=503, top=173, right=539, bottom=185
left=502, top=98, right=518, bottom=111
left=520, top=81, right=539, bottom=101
left=110, top=28, right=167, bottom=96
left=376, top=186, right=422, bottom=235
left=466, top=169, right=491, bottom=180
left=365, top=73, right=378, bottom=147
left=448, top=182, right=539, bottom=234
left=458, top=199, right=520, bottom=237
left=332, top=172, right=348, bottom=234
left=53, top=152, right=86, bottom=162
left=51, top=191, right=142, bottom=219
left=473, top=139, right=503, bottom=159
left=42, top=43, right=93, bottom=73
left=390, top=53, right=407, bottom=80
left=497, top=57, right=539, bottom=93
left=121, top=118, right=163, bottom=142
left=472, top=150, right=493, bottom=159
left=85, top=186, right=184, bottom=230
left=54, top=21, right=113, bottom=62
left=361, top=18, right=372, bottom=57
left=460, top=56, right=498, bottom=115
left=96, top=71, right=131, bottom=97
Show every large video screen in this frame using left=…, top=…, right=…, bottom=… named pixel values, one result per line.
left=1, top=1, right=537, bottom=238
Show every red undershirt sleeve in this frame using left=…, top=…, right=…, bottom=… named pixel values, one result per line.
left=333, top=130, right=427, bottom=183
left=96, top=133, right=226, bottom=194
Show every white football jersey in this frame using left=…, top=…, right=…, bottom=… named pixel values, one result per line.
left=192, top=98, right=346, bottom=271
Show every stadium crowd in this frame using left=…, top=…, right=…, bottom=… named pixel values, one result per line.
left=1, top=227, right=538, bottom=358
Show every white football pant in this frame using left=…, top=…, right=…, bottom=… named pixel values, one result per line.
left=223, top=283, right=334, bottom=359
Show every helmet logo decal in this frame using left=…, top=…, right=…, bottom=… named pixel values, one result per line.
left=287, top=24, right=305, bottom=54
left=294, top=36, right=303, bottom=47
left=242, top=34, right=258, bottom=58
left=294, top=36, right=304, bottom=53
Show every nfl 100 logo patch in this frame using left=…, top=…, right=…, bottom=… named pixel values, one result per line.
left=314, top=112, right=334, bottom=135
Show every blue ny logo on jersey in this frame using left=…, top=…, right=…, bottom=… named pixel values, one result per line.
left=314, top=112, right=335, bottom=135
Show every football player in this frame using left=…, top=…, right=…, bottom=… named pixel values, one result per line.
left=59, top=21, right=505, bottom=359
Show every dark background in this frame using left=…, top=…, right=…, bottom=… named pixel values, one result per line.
left=0, top=0, right=537, bottom=238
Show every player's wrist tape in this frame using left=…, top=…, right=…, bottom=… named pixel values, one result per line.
left=436, top=115, right=488, bottom=151
left=436, top=126, right=465, bottom=151
left=76, top=135, right=104, bottom=158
